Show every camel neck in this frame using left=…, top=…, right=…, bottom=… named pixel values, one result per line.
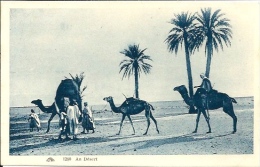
left=108, top=99, right=121, bottom=113
left=180, top=91, right=192, bottom=106
left=37, top=101, right=53, bottom=113
left=37, top=102, right=48, bottom=112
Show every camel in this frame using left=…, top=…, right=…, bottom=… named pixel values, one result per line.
left=31, top=99, right=57, bottom=133
left=103, top=96, right=159, bottom=135
left=31, top=79, right=82, bottom=133
left=173, top=85, right=237, bottom=134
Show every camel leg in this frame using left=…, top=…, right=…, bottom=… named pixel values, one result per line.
left=58, top=130, right=62, bottom=140
left=223, top=105, right=237, bottom=133
left=227, top=112, right=237, bottom=134
left=193, top=109, right=201, bottom=133
left=127, top=115, right=135, bottom=135
left=117, top=114, right=126, bottom=135
left=143, top=110, right=151, bottom=135
left=201, top=109, right=211, bottom=133
left=150, top=112, right=159, bottom=134
left=46, top=113, right=56, bottom=133
left=232, top=114, right=237, bottom=134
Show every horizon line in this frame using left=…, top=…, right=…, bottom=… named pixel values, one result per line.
left=10, top=95, right=254, bottom=108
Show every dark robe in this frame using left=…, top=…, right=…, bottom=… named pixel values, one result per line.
left=200, top=78, right=212, bottom=92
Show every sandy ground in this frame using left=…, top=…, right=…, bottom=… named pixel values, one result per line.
left=9, top=97, right=254, bottom=155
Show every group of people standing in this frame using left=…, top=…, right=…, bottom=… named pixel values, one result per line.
left=29, top=99, right=95, bottom=141
left=58, top=99, right=95, bottom=140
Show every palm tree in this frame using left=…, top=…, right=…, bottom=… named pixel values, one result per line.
left=191, top=8, right=232, bottom=78
left=165, top=12, right=197, bottom=113
left=119, top=44, right=152, bottom=99
left=65, top=72, right=87, bottom=100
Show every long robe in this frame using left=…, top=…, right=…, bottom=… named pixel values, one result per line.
left=29, top=113, right=41, bottom=128
left=200, top=78, right=212, bottom=92
left=66, top=105, right=81, bottom=135
left=82, top=106, right=95, bottom=130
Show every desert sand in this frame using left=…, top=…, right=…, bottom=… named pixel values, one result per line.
left=9, top=97, right=253, bottom=156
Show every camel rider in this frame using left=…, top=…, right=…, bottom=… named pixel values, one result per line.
left=194, top=73, right=212, bottom=93
left=194, top=73, right=213, bottom=111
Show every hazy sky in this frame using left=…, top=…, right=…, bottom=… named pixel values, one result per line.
left=6, top=1, right=259, bottom=107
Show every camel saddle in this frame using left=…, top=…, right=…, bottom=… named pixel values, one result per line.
left=207, top=89, right=218, bottom=99
left=194, top=88, right=218, bottom=109
left=124, top=97, right=139, bottom=105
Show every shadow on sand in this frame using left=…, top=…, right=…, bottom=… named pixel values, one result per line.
left=10, top=132, right=234, bottom=155
left=109, top=132, right=235, bottom=153
left=10, top=134, right=142, bottom=154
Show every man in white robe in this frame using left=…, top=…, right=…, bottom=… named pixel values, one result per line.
left=66, top=99, right=81, bottom=140
left=28, top=109, right=41, bottom=132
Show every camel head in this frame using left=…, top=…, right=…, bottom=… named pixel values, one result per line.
left=173, top=85, right=188, bottom=95
left=31, top=99, right=42, bottom=106
left=173, top=85, right=194, bottom=106
left=103, top=96, right=113, bottom=103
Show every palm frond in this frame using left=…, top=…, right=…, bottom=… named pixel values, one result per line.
left=194, top=8, right=232, bottom=56
left=80, top=85, right=87, bottom=95
left=218, top=28, right=233, bottom=38
left=165, top=33, right=183, bottom=54
left=218, top=33, right=232, bottom=46
left=212, top=31, right=224, bottom=50
left=119, top=60, right=132, bottom=75
left=139, top=55, right=153, bottom=62
left=213, top=13, right=226, bottom=25
left=189, top=26, right=206, bottom=53
left=119, top=44, right=152, bottom=80
left=169, top=27, right=183, bottom=34
left=212, top=37, right=219, bottom=53
left=215, top=19, right=232, bottom=28
left=65, top=72, right=87, bottom=100
left=210, top=9, right=222, bottom=26
left=166, top=11, right=197, bottom=56
left=120, top=63, right=133, bottom=79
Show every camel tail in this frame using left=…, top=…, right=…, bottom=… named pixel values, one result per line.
left=231, top=98, right=237, bottom=103
left=149, top=103, right=155, bottom=110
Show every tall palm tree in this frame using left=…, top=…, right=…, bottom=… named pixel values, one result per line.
left=119, top=44, right=152, bottom=99
left=165, top=12, right=197, bottom=112
left=191, top=8, right=232, bottom=78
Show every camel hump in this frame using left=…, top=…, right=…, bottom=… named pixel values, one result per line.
left=122, top=97, right=139, bottom=105
left=123, top=98, right=154, bottom=110
left=55, top=79, right=82, bottom=111
left=56, top=79, right=79, bottom=97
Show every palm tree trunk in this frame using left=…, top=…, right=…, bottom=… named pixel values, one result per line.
left=184, top=32, right=196, bottom=114
left=205, top=35, right=213, bottom=78
left=183, top=33, right=194, bottom=98
left=134, top=63, right=139, bottom=98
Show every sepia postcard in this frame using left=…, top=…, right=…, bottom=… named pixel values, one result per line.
left=1, top=1, right=260, bottom=166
